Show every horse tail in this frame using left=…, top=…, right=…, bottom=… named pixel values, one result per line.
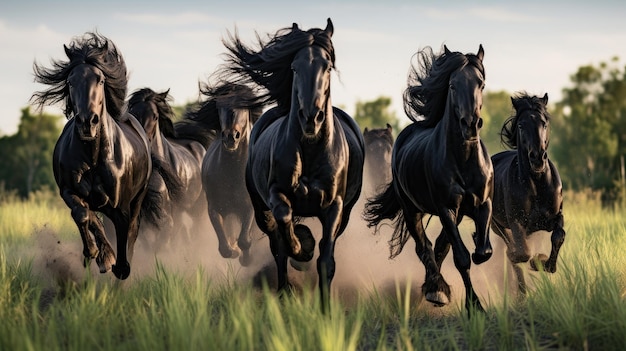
left=151, top=155, right=185, bottom=204
left=363, top=183, right=409, bottom=258
left=140, top=176, right=167, bottom=227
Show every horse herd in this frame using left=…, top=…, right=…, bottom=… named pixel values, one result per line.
left=30, top=18, right=565, bottom=314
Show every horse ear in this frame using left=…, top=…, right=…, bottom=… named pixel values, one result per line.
left=364, top=127, right=369, bottom=133
left=325, top=18, right=334, bottom=37
left=476, top=44, right=484, bottom=61
left=386, top=123, right=392, bottom=131
left=443, top=45, right=451, bottom=55
left=541, top=93, right=549, bottom=104
left=292, top=23, right=299, bottom=31
left=159, top=90, right=170, bottom=100
left=63, top=44, right=72, bottom=58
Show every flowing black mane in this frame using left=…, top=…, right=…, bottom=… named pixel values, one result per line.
left=128, top=88, right=177, bottom=137
left=31, top=31, right=128, bottom=120
left=221, top=22, right=335, bottom=115
left=500, top=92, right=551, bottom=149
left=403, top=46, right=485, bottom=126
left=182, top=81, right=263, bottom=131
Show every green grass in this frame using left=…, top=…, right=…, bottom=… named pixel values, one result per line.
left=0, top=190, right=625, bottom=350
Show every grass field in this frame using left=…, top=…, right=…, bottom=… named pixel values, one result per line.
left=1, top=189, right=625, bottom=350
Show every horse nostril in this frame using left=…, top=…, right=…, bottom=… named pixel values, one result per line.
left=234, top=131, right=241, bottom=140
left=315, top=111, right=325, bottom=123
left=91, top=114, right=99, bottom=125
left=477, top=117, right=483, bottom=129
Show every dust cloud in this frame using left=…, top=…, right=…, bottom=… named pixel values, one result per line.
left=25, top=173, right=553, bottom=313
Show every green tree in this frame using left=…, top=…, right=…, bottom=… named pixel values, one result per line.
left=0, top=107, right=62, bottom=197
left=481, top=90, right=514, bottom=155
left=551, top=57, right=626, bottom=204
left=353, top=96, right=402, bottom=136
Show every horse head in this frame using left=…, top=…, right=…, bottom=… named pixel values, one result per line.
left=218, top=103, right=250, bottom=151
left=512, top=93, right=550, bottom=173
left=128, top=89, right=172, bottom=143
left=67, top=63, right=107, bottom=140
left=446, top=44, right=485, bottom=143
left=290, top=19, right=334, bottom=140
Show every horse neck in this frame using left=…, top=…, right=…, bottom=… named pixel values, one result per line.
left=151, top=126, right=167, bottom=157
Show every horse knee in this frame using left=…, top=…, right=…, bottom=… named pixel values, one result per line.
left=71, top=206, right=89, bottom=225
left=273, top=203, right=292, bottom=224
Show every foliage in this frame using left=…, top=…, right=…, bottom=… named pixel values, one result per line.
left=353, top=96, right=402, bottom=137
left=551, top=57, right=626, bottom=204
left=0, top=107, right=62, bottom=198
left=481, top=90, right=514, bottom=155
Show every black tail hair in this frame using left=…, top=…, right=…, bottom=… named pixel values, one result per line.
left=363, top=183, right=409, bottom=258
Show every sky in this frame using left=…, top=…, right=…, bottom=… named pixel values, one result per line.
left=1, top=0, right=625, bottom=135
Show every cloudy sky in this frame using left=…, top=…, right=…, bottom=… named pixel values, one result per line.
left=0, top=0, right=625, bottom=135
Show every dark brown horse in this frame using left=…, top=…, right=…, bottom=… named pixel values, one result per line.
left=363, top=124, right=394, bottom=196
left=491, top=93, right=565, bottom=294
left=192, top=82, right=262, bottom=266
left=31, top=32, right=155, bottom=279
left=365, top=45, right=493, bottom=313
left=222, top=18, right=365, bottom=312
left=128, top=88, right=213, bottom=249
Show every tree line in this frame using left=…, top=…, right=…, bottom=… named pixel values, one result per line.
left=2, top=58, right=625, bottom=205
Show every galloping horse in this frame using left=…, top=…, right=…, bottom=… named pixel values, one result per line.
left=196, top=82, right=262, bottom=266
left=363, top=124, right=394, bottom=195
left=31, top=32, right=155, bottom=279
left=491, top=93, right=565, bottom=294
left=222, top=18, right=365, bottom=312
left=128, top=88, right=212, bottom=248
left=365, top=45, right=493, bottom=312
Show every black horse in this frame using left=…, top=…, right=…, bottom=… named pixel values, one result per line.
left=363, top=124, right=394, bottom=195
left=221, top=18, right=365, bottom=312
left=31, top=32, right=155, bottom=279
left=491, top=93, right=565, bottom=294
left=127, top=88, right=213, bottom=249
left=194, top=82, right=262, bottom=266
left=365, top=45, right=493, bottom=312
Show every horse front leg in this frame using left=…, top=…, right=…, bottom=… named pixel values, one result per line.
left=88, top=214, right=116, bottom=273
left=62, top=190, right=98, bottom=266
left=531, top=212, right=565, bottom=273
left=317, top=196, right=343, bottom=314
left=269, top=185, right=314, bottom=262
left=471, top=199, right=493, bottom=264
left=209, top=207, right=241, bottom=259
left=237, top=207, right=255, bottom=267
left=405, top=210, right=450, bottom=307
left=491, top=220, right=528, bottom=295
left=440, top=208, right=484, bottom=314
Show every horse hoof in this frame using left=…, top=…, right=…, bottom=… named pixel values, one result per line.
left=289, top=258, right=311, bottom=271
left=425, top=291, right=449, bottom=307
left=112, top=263, right=130, bottom=280
left=529, top=254, right=549, bottom=271
left=472, top=250, right=492, bottom=265
left=292, top=224, right=315, bottom=262
left=239, top=251, right=252, bottom=267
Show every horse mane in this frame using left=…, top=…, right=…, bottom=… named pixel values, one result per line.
left=175, top=81, right=262, bottom=145
left=31, top=31, right=128, bottom=120
left=500, top=92, right=551, bottom=149
left=220, top=21, right=335, bottom=116
left=128, top=88, right=177, bottom=138
left=403, top=46, right=485, bottom=127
